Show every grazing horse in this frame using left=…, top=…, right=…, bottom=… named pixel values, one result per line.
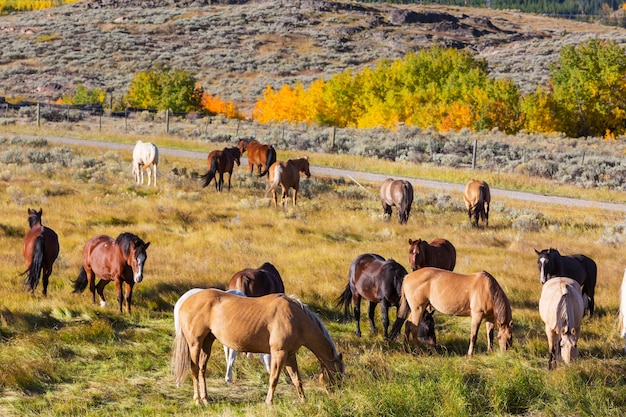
left=266, top=157, right=311, bottom=207
left=172, top=289, right=344, bottom=406
left=238, top=138, right=277, bottom=177
left=200, top=146, right=241, bottom=191
left=73, top=232, right=150, bottom=313
left=539, top=277, right=584, bottom=369
left=408, top=238, right=456, bottom=271
left=620, top=269, right=626, bottom=353
left=227, top=262, right=285, bottom=297
left=22, top=208, right=59, bottom=296
left=463, top=179, right=490, bottom=227
left=535, top=248, right=597, bottom=317
left=380, top=178, right=413, bottom=225
left=389, top=267, right=513, bottom=355
left=132, top=140, right=159, bottom=186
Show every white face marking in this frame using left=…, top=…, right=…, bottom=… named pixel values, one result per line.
left=539, top=257, right=547, bottom=284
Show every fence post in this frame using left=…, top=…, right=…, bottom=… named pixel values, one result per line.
left=330, top=127, right=336, bottom=151
left=472, top=139, right=477, bottom=170
left=125, top=108, right=128, bottom=132
left=36, top=103, right=41, bottom=128
left=166, top=109, right=170, bottom=134
left=236, top=119, right=240, bottom=137
left=99, top=109, right=102, bottom=132
left=66, top=104, right=70, bottom=123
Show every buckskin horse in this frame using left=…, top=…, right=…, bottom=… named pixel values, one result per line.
left=172, top=289, right=344, bottom=406
left=389, top=267, right=513, bottom=355
left=380, top=178, right=414, bottom=225
left=22, top=208, right=59, bottom=296
left=73, top=232, right=150, bottom=313
left=463, top=179, right=490, bottom=227
left=200, top=146, right=241, bottom=191
left=408, top=238, right=456, bottom=271
left=266, top=157, right=311, bottom=207
left=238, top=138, right=277, bottom=177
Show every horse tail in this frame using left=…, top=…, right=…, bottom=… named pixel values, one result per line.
left=265, top=164, right=282, bottom=195
left=583, top=257, right=597, bottom=317
left=558, top=281, right=573, bottom=335
left=388, top=289, right=409, bottom=340
left=24, top=234, right=45, bottom=292
left=259, top=146, right=276, bottom=177
left=73, top=266, right=88, bottom=293
left=171, top=326, right=191, bottom=388
left=399, top=182, right=413, bottom=224
left=336, top=283, right=352, bottom=320
left=200, top=154, right=218, bottom=188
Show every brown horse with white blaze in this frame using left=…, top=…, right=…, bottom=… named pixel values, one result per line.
left=172, top=289, right=344, bottom=406
left=463, top=179, right=490, bottom=227
left=408, top=238, right=456, bottom=271
left=238, top=138, right=277, bottom=177
left=266, top=157, right=311, bottom=207
left=22, top=208, right=59, bottom=296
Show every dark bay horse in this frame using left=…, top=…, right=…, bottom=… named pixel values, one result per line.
left=200, top=146, right=241, bottom=191
left=337, top=253, right=412, bottom=339
left=238, top=138, right=277, bottom=177
left=22, top=208, right=59, bottom=296
left=266, top=157, right=311, bottom=207
left=73, top=232, right=150, bottom=313
left=535, top=248, right=597, bottom=316
left=389, top=267, right=513, bottom=355
left=380, top=178, right=414, bottom=225
left=408, top=238, right=456, bottom=271
left=463, top=179, right=491, bottom=227
left=227, top=262, right=285, bottom=296
left=172, top=289, right=344, bottom=406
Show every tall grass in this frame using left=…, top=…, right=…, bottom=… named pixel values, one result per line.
left=0, top=133, right=625, bottom=416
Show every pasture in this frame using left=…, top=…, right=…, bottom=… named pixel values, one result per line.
left=1, top=131, right=626, bottom=416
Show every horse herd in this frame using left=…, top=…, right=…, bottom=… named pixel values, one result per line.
left=18, top=138, right=626, bottom=407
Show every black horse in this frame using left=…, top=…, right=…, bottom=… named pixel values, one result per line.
left=535, top=248, right=597, bottom=316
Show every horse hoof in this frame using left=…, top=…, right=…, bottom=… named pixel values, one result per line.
left=100, top=300, right=107, bottom=307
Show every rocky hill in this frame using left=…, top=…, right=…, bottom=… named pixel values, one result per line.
left=1, top=0, right=625, bottom=110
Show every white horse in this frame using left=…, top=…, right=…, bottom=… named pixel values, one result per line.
left=619, top=269, right=626, bottom=352
left=173, top=288, right=270, bottom=384
left=132, top=141, right=159, bottom=186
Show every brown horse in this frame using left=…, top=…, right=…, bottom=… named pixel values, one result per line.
left=172, top=289, right=344, bottom=406
left=227, top=262, right=285, bottom=296
left=266, top=157, right=311, bottom=207
left=238, top=138, right=277, bottom=177
left=200, top=146, right=241, bottom=191
left=22, top=208, right=59, bottom=296
left=73, top=232, right=150, bottom=313
left=389, top=267, right=513, bottom=355
left=408, top=238, right=456, bottom=271
left=463, top=179, right=491, bottom=227
left=380, top=178, right=413, bottom=225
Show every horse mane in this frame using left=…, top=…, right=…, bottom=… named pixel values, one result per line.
left=484, top=271, right=512, bottom=327
left=115, top=232, right=145, bottom=256
left=285, top=294, right=340, bottom=357
left=384, top=259, right=408, bottom=295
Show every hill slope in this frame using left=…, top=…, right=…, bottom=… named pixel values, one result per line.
left=1, top=0, right=626, bottom=109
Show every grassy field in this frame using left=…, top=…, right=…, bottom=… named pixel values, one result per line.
left=1, top=128, right=626, bottom=416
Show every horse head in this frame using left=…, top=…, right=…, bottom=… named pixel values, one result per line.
left=116, top=233, right=150, bottom=283
left=300, top=157, right=311, bottom=178
left=28, top=208, right=43, bottom=228
left=237, top=138, right=250, bottom=155
left=318, top=353, right=344, bottom=388
left=407, top=238, right=423, bottom=271
left=559, top=327, right=578, bottom=364
left=497, top=320, right=514, bottom=351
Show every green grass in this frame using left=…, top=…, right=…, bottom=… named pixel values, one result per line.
left=1, top=129, right=626, bottom=416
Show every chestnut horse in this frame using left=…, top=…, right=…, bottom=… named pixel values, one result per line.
left=227, top=262, right=284, bottom=297
left=22, top=208, right=59, bottom=296
left=200, top=146, right=241, bottom=191
left=73, top=232, right=150, bottom=313
left=172, top=289, right=344, bottom=406
left=266, top=157, right=311, bottom=207
left=380, top=178, right=413, bottom=225
left=463, top=179, right=490, bottom=227
left=389, top=267, right=513, bottom=355
left=238, top=138, right=277, bottom=177
left=408, top=238, right=456, bottom=271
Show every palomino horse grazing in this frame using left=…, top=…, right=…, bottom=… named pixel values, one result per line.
left=620, top=269, right=626, bottom=353
left=408, top=238, right=456, bottom=271
left=73, top=232, right=150, bottom=313
left=389, top=267, right=513, bottom=355
left=539, top=277, right=584, bottom=369
left=463, top=179, right=490, bottom=227
left=238, top=138, right=277, bottom=177
left=337, top=253, right=416, bottom=340
left=266, top=157, right=311, bottom=207
left=535, top=248, right=597, bottom=317
left=22, top=208, right=59, bottom=296
left=200, top=146, right=241, bottom=191
left=172, top=289, right=344, bottom=406
left=380, top=178, right=413, bottom=225
left=228, top=262, right=284, bottom=296
left=132, top=140, right=159, bottom=186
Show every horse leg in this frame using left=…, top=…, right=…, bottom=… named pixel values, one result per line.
left=124, top=282, right=134, bottom=314
left=368, top=301, right=378, bottom=335
left=382, top=202, right=392, bottom=217
left=546, top=327, right=557, bottom=369
left=266, top=349, right=287, bottom=406
left=281, top=187, right=288, bottom=207
left=284, top=353, right=305, bottom=402
left=260, top=353, right=271, bottom=373
left=227, top=172, right=232, bottom=191
left=380, top=300, right=390, bottom=338
left=353, top=295, right=362, bottom=337
left=189, top=336, right=214, bottom=406
left=292, top=187, right=298, bottom=207
left=485, top=321, right=494, bottom=352
left=224, top=346, right=237, bottom=383
left=42, top=262, right=52, bottom=297
left=115, top=280, right=124, bottom=313
left=405, top=306, right=424, bottom=353
left=468, top=313, right=483, bottom=356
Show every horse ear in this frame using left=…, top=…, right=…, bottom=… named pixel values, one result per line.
left=408, top=238, right=414, bottom=245
left=144, top=242, right=151, bottom=249
left=38, top=208, right=43, bottom=215
left=534, top=249, right=540, bottom=255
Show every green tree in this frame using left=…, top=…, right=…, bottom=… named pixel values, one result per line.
left=61, top=85, right=106, bottom=105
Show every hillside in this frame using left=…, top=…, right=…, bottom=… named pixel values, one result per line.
left=1, top=0, right=626, bottom=111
